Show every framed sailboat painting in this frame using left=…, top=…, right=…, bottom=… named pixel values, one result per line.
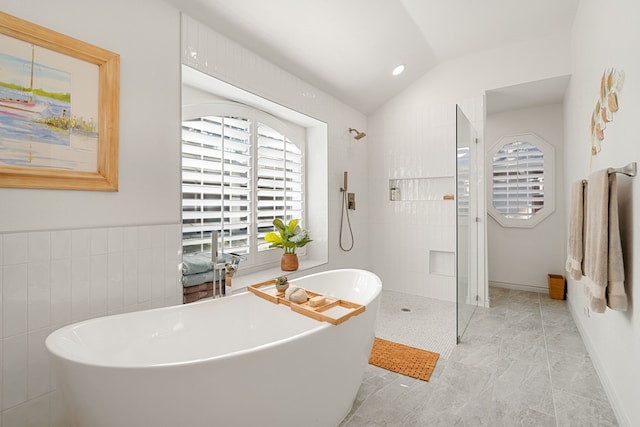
left=0, top=12, right=119, bottom=191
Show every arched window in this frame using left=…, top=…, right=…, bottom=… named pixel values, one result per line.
left=181, top=102, right=305, bottom=267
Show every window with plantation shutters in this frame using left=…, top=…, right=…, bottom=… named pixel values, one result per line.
left=181, top=107, right=305, bottom=266
left=488, top=133, right=555, bottom=228
left=182, top=116, right=252, bottom=255
left=256, top=124, right=304, bottom=251
left=492, top=141, right=544, bottom=219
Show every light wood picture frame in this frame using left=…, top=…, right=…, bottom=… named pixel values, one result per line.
left=0, top=12, right=119, bottom=191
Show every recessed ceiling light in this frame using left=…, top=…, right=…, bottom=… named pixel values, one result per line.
left=392, top=64, right=405, bottom=76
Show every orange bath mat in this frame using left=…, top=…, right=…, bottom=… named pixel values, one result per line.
left=368, top=337, right=440, bottom=381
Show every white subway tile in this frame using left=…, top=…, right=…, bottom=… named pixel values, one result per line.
left=151, top=298, right=166, bottom=309
left=107, top=252, right=124, bottom=313
left=27, top=232, right=50, bottom=263
left=150, top=225, right=164, bottom=249
left=164, top=245, right=180, bottom=300
left=123, top=251, right=138, bottom=308
left=2, top=393, right=49, bottom=427
left=3, top=234, right=27, bottom=266
left=165, top=295, right=179, bottom=308
left=90, top=255, right=108, bottom=316
left=50, top=260, right=71, bottom=327
left=3, top=265, right=28, bottom=338
left=1, top=401, right=27, bottom=427
left=49, top=390, right=70, bottom=427
left=50, top=230, right=71, bottom=260
left=184, top=18, right=199, bottom=68
left=123, top=227, right=138, bottom=252
left=0, top=337, right=3, bottom=411
left=138, top=226, right=152, bottom=250
left=49, top=330, right=59, bottom=392
left=71, top=257, right=90, bottom=321
left=107, top=227, right=124, bottom=253
left=162, top=224, right=180, bottom=253
left=90, top=228, right=108, bottom=256
left=0, top=222, right=184, bottom=426
left=206, top=28, right=219, bottom=74
left=27, top=262, right=50, bottom=331
left=2, top=334, right=27, bottom=410
left=26, top=394, right=50, bottom=427
left=27, top=329, right=50, bottom=399
left=137, top=249, right=152, bottom=303
left=151, top=248, right=164, bottom=302
left=71, top=229, right=90, bottom=259
left=0, top=270, right=3, bottom=337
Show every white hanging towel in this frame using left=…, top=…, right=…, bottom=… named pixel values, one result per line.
left=583, top=170, right=627, bottom=313
left=565, top=180, right=585, bottom=280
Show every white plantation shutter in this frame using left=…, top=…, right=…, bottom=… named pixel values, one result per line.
left=181, top=110, right=305, bottom=264
left=492, top=140, right=544, bottom=220
left=456, top=146, right=470, bottom=216
left=182, top=116, right=252, bottom=255
left=256, top=123, right=304, bottom=251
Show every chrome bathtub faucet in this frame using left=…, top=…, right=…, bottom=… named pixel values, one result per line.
left=212, top=254, right=241, bottom=298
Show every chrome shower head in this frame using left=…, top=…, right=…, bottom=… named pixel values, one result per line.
left=349, top=128, right=366, bottom=140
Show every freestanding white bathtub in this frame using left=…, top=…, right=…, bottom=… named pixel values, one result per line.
left=46, top=269, right=382, bottom=427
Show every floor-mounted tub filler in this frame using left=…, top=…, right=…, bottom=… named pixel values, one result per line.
left=46, top=269, right=382, bottom=427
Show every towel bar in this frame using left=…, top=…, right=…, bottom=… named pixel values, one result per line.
left=581, top=162, right=637, bottom=186
left=607, top=161, right=637, bottom=177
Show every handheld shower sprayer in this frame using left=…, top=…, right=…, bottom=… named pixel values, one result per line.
left=339, top=171, right=354, bottom=251
left=349, top=128, right=366, bottom=140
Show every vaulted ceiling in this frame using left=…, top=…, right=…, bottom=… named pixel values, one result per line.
left=168, top=0, right=579, bottom=114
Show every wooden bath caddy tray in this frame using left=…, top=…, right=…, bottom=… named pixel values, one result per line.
left=248, top=280, right=365, bottom=325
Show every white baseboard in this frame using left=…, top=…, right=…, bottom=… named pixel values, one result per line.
left=488, top=281, right=548, bottom=294
left=567, top=302, right=629, bottom=427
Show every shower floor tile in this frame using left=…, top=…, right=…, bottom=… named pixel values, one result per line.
left=340, top=288, right=619, bottom=427
left=374, top=290, right=457, bottom=360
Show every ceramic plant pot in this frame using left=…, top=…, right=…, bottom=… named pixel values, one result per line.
left=275, top=276, right=289, bottom=293
left=281, top=253, right=299, bottom=271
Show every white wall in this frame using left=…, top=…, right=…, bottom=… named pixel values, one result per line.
left=180, top=15, right=370, bottom=274
left=1, top=1, right=184, bottom=424
left=486, top=104, right=566, bottom=291
left=368, top=31, right=571, bottom=306
left=0, top=0, right=182, bottom=232
left=564, top=1, right=640, bottom=425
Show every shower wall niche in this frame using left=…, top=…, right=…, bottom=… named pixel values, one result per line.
left=389, top=176, right=455, bottom=201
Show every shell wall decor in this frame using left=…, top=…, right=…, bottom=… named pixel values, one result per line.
left=591, top=68, right=625, bottom=155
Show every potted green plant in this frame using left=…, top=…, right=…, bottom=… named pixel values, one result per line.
left=264, top=218, right=312, bottom=271
left=274, top=275, right=289, bottom=293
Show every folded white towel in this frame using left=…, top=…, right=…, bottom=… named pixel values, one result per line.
left=583, top=170, right=627, bottom=313
left=565, top=180, right=585, bottom=280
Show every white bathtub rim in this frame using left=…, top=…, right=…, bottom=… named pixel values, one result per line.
left=46, top=268, right=381, bottom=370
left=45, top=297, right=331, bottom=370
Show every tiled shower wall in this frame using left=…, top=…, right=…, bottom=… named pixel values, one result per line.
left=368, top=97, right=484, bottom=303
left=0, top=223, right=182, bottom=425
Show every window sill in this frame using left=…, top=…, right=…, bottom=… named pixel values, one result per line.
left=229, top=258, right=327, bottom=294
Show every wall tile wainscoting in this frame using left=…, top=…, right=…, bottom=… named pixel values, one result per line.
left=0, top=225, right=182, bottom=424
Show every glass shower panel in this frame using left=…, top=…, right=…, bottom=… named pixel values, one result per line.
left=456, top=105, right=477, bottom=343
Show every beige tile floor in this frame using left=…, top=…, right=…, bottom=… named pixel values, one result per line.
left=340, top=287, right=618, bottom=426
